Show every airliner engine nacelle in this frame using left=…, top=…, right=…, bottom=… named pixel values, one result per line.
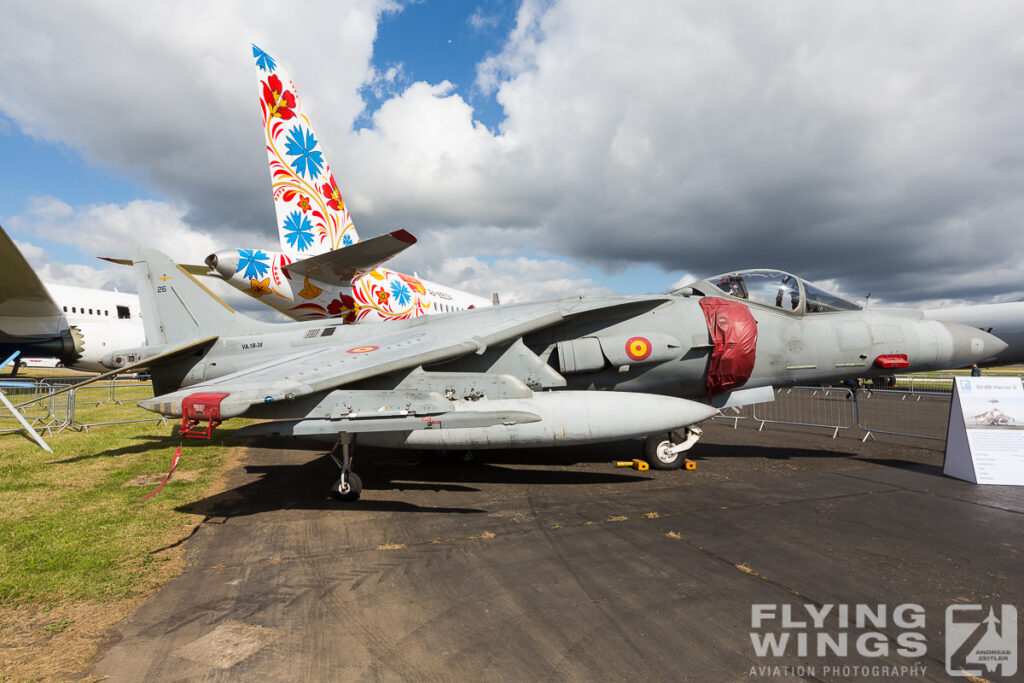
left=205, top=251, right=238, bottom=280
left=17, top=325, right=85, bottom=366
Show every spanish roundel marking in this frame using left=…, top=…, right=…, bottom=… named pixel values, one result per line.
left=346, top=345, right=379, bottom=354
left=625, top=336, right=652, bottom=362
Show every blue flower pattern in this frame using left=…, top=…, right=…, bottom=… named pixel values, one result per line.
left=282, top=211, right=315, bottom=252
left=252, top=45, right=276, bottom=72
left=237, top=249, right=270, bottom=280
left=390, top=279, right=412, bottom=307
left=284, top=126, right=324, bottom=179
left=342, top=234, right=353, bottom=247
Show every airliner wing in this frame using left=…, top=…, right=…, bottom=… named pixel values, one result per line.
left=281, top=229, right=417, bottom=286
left=0, top=224, right=64, bottom=339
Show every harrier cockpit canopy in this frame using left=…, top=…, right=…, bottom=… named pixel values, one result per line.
left=675, top=269, right=862, bottom=315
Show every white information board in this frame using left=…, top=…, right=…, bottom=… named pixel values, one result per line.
left=943, top=376, right=1024, bottom=485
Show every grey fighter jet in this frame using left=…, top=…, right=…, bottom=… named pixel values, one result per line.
left=112, top=255, right=1004, bottom=500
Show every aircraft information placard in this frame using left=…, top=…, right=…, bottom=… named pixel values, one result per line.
left=943, top=376, right=1024, bottom=485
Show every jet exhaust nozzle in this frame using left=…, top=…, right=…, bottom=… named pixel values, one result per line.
left=206, top=250, right=240, bottom=279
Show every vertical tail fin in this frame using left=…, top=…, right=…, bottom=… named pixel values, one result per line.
left=252, top=44, right=360, bottom=260
left=133, top=246, right=274, bottom=346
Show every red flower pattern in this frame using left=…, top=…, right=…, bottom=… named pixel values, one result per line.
left=327, top=295, right=357, bottom=324
left=262, top=75, right=296, bottom=120
left=321, top=174, right=345, bottom=212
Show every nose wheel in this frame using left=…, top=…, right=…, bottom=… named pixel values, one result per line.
left=328, top=433, right=362, bottom=501
left=643, top=427, right=701, bottom=470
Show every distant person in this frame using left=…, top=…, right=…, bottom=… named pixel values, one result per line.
left=971, top=364, right=982, bottom=377
left=843, top=377, right=862, bottom=400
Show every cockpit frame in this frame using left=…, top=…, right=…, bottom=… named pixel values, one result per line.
left=672, top=269, right=862, bottom=316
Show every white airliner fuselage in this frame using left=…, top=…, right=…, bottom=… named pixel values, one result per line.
left=18, top=284, right=144, bottom=372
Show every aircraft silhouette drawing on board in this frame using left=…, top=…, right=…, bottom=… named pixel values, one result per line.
left=87, top=253, right=1005, bottom=501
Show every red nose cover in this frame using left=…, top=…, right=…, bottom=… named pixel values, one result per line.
left=699, top=297, right=757, bottom=398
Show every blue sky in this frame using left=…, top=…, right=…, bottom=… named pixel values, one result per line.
left=0, top=115, right=157, bottom=265
left=0, top=117, right=151, bottom=220
left=361, top=0, right=518, bottom=132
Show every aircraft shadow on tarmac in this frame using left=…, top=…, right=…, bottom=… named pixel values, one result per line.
left=175, top=454, right=488, bottom=517
left=685, top=442, right=859, bottom=460
left=47, top=429, right=238, bottom=465
left=174, top=441, right=655, bottom=518
left=855, top=457, right=943, bottom=476
left=171, top=429, right=939, bottom=518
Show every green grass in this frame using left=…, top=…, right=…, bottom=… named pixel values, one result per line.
left=42, top=619, right=73, bottom=633
left=0, top=385, right=245, bottom=607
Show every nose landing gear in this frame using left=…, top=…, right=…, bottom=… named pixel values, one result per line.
left=643, top=427, right=701, bottom=470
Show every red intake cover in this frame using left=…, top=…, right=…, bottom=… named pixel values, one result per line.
left=699, top=297, right=758, bottom=398
left=873, top=354, right=909, bottom=369
left=181, top=392, right=230, bottom=422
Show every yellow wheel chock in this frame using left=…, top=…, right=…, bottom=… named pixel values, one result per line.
left=685, top=460, right=697, bottom=470
left=614, top=459, right=650, bottom=471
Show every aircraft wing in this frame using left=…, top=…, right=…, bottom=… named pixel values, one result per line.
left=139, top=296, right=668, bottom=419
left=280, top=229, right=417, bottom=285
left=0, top=224, right=64, bottom=339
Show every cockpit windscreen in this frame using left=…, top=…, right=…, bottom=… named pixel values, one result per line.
left=690, top=269, right=862, bottom=313
left=801, top=279, right=862, bottom=312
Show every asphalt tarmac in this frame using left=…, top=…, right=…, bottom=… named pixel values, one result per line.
left=90, top=419, right=1024, bottom=681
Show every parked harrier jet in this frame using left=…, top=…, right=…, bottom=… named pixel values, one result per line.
left=198, top=46, right=491, bottom=322
left=104, top=255, right=1004, bottom=500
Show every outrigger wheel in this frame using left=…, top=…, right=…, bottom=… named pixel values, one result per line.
left=328, top=433, right=362, bottom=501
left=642, top=427, right=702, bottom=470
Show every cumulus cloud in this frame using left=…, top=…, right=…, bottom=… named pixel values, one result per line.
left=3, top=0, right=1024, bottom=308
left=6, top=197, right=279, bottom=318
left=421, top=254, right=615, bottom=303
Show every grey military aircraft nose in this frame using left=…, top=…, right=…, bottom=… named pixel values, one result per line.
left=937, top=320, right=1008, bottom=368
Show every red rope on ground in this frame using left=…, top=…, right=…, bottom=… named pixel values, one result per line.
left=139, top=445, right=182, bottom=502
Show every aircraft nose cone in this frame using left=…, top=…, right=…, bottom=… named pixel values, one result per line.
left=207, top=250, right=239, bottom=279
left=940, top=321, right=1008, bottom=367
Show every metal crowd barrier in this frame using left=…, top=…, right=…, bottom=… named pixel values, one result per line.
left=751, top=386, right=856, bottom=438
left=0, top=379, right=72, bottom=436
left=1, top=378, right=165, bottom=443
left=728, top=381, right=956, bottom=442
left=712, top=403, right=751, bottom=429
left=66, top=380, right=167, bottom=431
left=854, top=388, right=950, bottom=441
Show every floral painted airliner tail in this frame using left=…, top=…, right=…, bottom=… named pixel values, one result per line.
left=253, top=44, right=359, bottom=261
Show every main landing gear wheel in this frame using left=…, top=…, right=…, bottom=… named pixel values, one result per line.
left=331, top=471, right=362, bottom=502
left=328, top=433, right=362, bottom=501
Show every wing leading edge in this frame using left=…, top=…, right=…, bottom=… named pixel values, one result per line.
left=0, top=224, right=64, bottom=339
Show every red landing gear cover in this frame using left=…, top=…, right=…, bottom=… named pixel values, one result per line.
left=699, top=297, right=758, bottom=398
